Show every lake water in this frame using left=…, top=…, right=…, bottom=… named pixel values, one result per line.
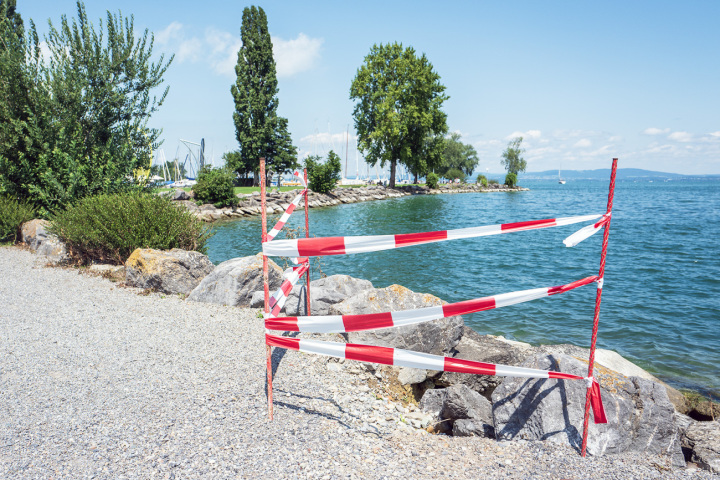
left=207, top=179, right=720, bottom=397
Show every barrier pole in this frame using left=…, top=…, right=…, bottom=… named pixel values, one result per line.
left=261, top=158, right=273, bottom=421
left=304, top=168, right=311, bottom=316
left=581, top=158, right=617, bottom=456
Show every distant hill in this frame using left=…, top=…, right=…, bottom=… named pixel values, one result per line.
left=476, top=169, right=720, bottom=181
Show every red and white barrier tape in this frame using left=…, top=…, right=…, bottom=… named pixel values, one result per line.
left=266, top=275, right=599, bottom=333
left=292, top=170, right=307, bottom=188
left=268, top=263, right=309, bottom=317
left=266, top=334, right=607, bottom=424
left=267, top=190, right=307, bottom=241
left=262, top=213, right=603, bottom=257
left=563, top=214, right=610, bottom=247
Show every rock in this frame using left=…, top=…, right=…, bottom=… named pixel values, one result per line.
left=436, top=329, right=532, bottom=397
left=330, top=284, right=464, bottom=357
left=534, top=343, right=687, bottom=413
left=188, top=254, right=283, bottom=307
left=125, top=248, right=214, bottom=295
left=20, top=219, right=68, bottom=263
left=491, top=353, right=685, bottom=465
left=419, top=385, right=494, bottom=437
left=682, top=420, right=720, bottom=473
left=284, top=274, right=374, bottom=316
left=397, top=367, right=427, bottom=386
left=171, top=189, right=192, bottom=201
left=250, top=290, right=265, bottom=308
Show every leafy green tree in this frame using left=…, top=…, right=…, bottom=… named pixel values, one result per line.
left=306, top=150, right=341, bottom=194
left=350, top=42, right=448, bottom=188
left=476, top=174, right=488, bottom=187
left=505, top=172, right=518, bottom=187
left=231, top=6, right=297, bottom=184
left=0, top=1, right=173, bottom=216
left=439, top=133, right=478, bottom=177
left=501, top=136, right=527, bottom=175
left=1, top=0, right=22, bottom=36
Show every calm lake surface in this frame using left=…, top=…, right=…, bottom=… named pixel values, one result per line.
left=207, top=179, right=720, bottom=397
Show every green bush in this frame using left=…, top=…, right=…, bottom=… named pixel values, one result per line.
left=50, top=192, right=213, bottom=265
left=306, top=150, right=342, bottom=194
left=488, top=179, right=499, bottom=185
left=445, top=168, right=466, bottom=183
left=476, top=174, right=488, bottom=187
left=0, top=196, right=37, bottom=243
left=426, top=172, right=439, bottom=189
left=505, top=172, right=518, bottom=187
left=193, top=166, right=237, bottom=207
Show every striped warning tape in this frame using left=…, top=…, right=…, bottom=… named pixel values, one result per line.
left=268, top=263, right=309, bottom=317
left=265, top=333, right=608, bottom=424
left=266, top=275, right=599, bottom=333
left=262, top=213, right=603, bottom=257
left=267, top=190, right=307, bottom=242
left=563, top=213, right=610, bottom=247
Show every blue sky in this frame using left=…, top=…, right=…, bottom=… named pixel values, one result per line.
left=20, top=1, right=720, bottom=175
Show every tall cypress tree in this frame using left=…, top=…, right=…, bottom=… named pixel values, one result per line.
left=231, top=6, right=296, bottom=183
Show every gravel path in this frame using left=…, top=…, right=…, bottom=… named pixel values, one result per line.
left=1, top=246, right=717, bottom=479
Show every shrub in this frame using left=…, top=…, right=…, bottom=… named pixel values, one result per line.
left=488, top=179, right=499, bottom=185
left=193, top=166, right=237, bottom=207
left=0, top=196, right=37, bottom=243
left=476, top=174, right=488, bottom=187
left=505, top=172, right=518, bottom=187
left=426, top=172, right=439, bottom=189
left=50, top=192, right=213, bottom=265
left=306, top=150, right=342, bottom=194
left=445, top=168, right=466, bottom=183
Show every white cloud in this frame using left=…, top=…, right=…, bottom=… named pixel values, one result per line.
left=668, top=131, right=693, bottom=142
left=506, top=129, right=541, bottom=140
left=272, top=33, right=323, bottom=78
left=156, top=23, right=322, bottom=78
left=708, top=131, right=720, bottom=138
left=574, top=139, right=592, bottom=148
left=643, top=127, right=670, bottom=136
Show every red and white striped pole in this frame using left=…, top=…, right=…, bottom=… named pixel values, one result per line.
left=261, top=158, right=273, bottom=421
left=581, top=158, right=617, bottom=456
left=304, top=168, right=311, bottom=316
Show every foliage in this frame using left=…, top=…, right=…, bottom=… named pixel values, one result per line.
left=488, top=179, right=499, bottom=185
left=50, top=192, right=213, bottom=265
left=445, top=168, right=466, bottom=183
left=476, top=174, right=488, bottom=187
left=350, top=42, right=448, bottom=187
left=231, top=6, right=297, bottom=183
left=0, top=196, right=37, bottom=243
left=306, top=150, right=342, bottom=194
left=438, top=133, right=478, bottom=177
left=501, top=137, right=527, bottom=175
left=425, top=172, right=439, bottom=189
left=223, top=149, right=252, bottom=181
left=193, top=166, right=237, bottom=207
left=505, top=172, right=518, bottom=187
left=0, top=1, right=173, bottom=217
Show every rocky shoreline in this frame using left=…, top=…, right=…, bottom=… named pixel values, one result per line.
left=166, top=183, right=529, bottom=222
left=11, top=226, right=720, bottom=476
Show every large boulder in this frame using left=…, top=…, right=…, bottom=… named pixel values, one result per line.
left=534, top=343, right=687, bottom=413
left=20, top=219, right=67, bottom=263
left=188, top=254, right=283, bottom=307
left=435, top=329, right=532, bottom=397
left=682, top=420, right=720, bottom=473
left=419, top=384, right=494, bottom=437
left=125, top=248, right=214, bottom=295
left=284, top=274, right=374, bottom=316
left=330, top=284, right=464, bottom=358
left=491, top=353, right=685, bottom=466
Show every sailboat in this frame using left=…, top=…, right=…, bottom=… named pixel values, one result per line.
left=558, top=168, right=566, bottom=184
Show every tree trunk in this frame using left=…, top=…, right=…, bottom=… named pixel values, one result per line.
left=389, top=160, right=396, bottom=188
left=413, top=172, right=418, bottom=184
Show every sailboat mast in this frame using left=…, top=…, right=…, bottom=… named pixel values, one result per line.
left=345, top=125, right=349, bottom=179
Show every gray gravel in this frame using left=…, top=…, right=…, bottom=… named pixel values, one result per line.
left=1, top=246, right=717, bottom=479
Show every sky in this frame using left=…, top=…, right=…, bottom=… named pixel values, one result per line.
left=18, top=1, right=720, bottom=176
